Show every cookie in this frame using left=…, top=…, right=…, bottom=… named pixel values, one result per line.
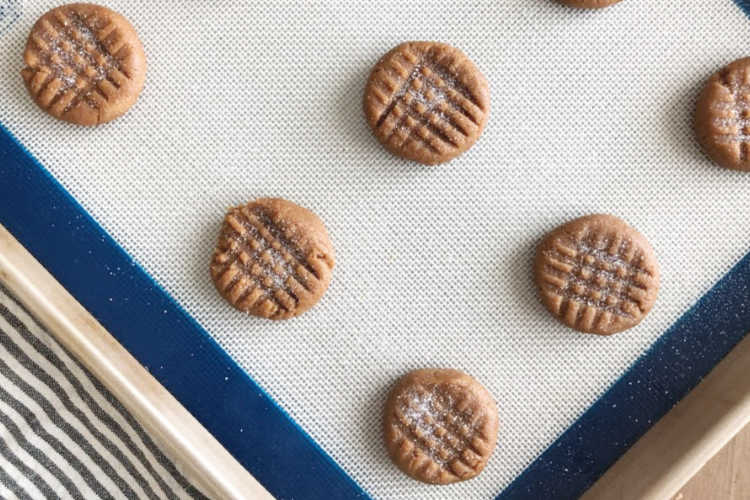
left=210, top=198, right=335, bottom=320
left=695, top=57, right=750, bottom=171
left=534, top=214, right=659, bottom=335
left=363, top=41, right=490, bottom=165
left=559, top=0, right=622, bottom=8
left=383, top=368, right=499, bottom=484
left=21, top=3, right=146, bottom=125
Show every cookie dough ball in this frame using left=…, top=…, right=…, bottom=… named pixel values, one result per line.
left=383, top=368, right=499, bottom=484
left=364, top=41, right=490, bottom=165
left=559, top=0, right=622, bottom=8
left=695, top=57, right=750, bottom=171
left=534, top=214, right=659, bottom=335
left=21, top=3, right=146, bottom=125
left=210, top=198, right=335, bottom=320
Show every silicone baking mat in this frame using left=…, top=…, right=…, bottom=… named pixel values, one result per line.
left=2, top=1, right=750, bottom=499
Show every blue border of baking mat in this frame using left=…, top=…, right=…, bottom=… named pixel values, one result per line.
left=2, top=1, right=750, bottom=498
left=0, top=121, right=367, bottom=500
left=498, top=254, right=750, bottom=499
left=3, top=128, right=750, bottom=500
left=499, top=2, right=750, bottom=497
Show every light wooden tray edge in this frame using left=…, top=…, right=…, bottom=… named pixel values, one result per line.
left=0, top=224, right=273, bottom=500
left=583, top=330, right=750, bottom=500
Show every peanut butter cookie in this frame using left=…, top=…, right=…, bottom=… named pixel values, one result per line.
left=364, top=41, right=490, bottom=165
left=695, top=57, right=750, bottom=171
left=559, top=0, right=622, bottom=8
left=534, top=214, right=659, bottom=335
left=21, top=3, right=146, bottom=125
left=210, top=198, right=335, bottom=320
left=383, top=368, right=499, bottom=484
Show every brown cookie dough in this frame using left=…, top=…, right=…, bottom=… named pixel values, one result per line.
left=21, top=3, right=146, bottom=126
left=534, top=214, right=659, bottom=335
left=559, top=0, right=622, bottom=8
left=383, top=368, right=499, bottom=484
left=210, top=198, right=335, bottom=320
left=695, top=57, right=750, bottom=171
left=363, top=41, right=490, bottom=165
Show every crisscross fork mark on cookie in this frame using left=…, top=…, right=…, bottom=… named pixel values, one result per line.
left=212, top=207, right=322, bottom=317
left=23, top=6, right=131, bottom=116
left=374, top=52, right=482, bottom=153
left=713, top=70, right=750, bottom=162
left=390, top=388, right=489, bottom=480
left=539, top=232, right=654, bottom=329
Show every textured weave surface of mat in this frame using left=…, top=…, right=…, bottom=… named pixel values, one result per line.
left=2, top=1, right=750, bottom=498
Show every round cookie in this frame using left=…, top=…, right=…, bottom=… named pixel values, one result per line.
left=210, top=198, right=335, bottom=320
left=559, top=0, right=622, bottom=8
left=383, top=368, right=499, bottom=484
left=21, top=3, right=146, bottom=126
left=534, top=214, right=659, bottom=335
left=695, top=57, right=750, bottom=171
left=363, top=41, right=490, bottom=165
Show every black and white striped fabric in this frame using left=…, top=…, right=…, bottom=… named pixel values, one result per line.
left=0, top=285, right=207, bottom=500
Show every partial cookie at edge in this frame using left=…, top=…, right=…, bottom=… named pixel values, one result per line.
left=695, top=57, right=750, bottom=171
left=559, top=0, right=623, bottom=8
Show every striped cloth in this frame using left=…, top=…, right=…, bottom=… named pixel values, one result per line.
left=0, top=285, right=207, bottom=500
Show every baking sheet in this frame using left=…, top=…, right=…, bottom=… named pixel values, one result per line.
left=2, top=1, right=750, bottom=498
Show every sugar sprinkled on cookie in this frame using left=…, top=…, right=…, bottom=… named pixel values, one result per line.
left=21, top=3, right=146, bottom=125
left=364, top=41, right=490, bottom=165
left=534, top=214, right=659, bottom=335
left=695, top=57, right=750, bottom=172
left=383, top=368, right=499, bottom=484
left=210, top=198, right=335, bottom=320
